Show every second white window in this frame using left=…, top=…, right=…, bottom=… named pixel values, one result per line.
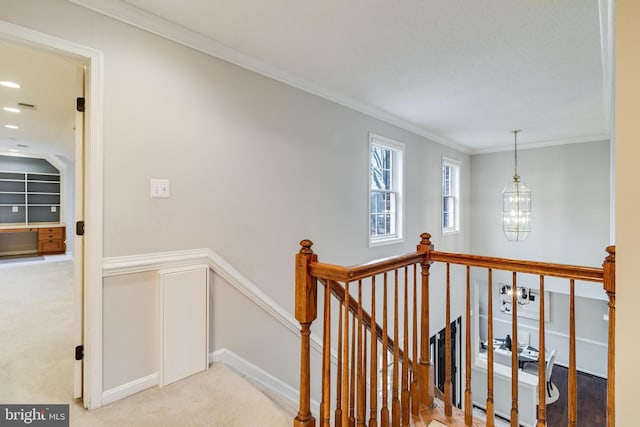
left=442, top=157, right=460, bottom=234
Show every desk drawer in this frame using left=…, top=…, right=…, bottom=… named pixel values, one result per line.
left=38, top=239, right=64, bottom=253
left=38, top=227, right=64, bottom=240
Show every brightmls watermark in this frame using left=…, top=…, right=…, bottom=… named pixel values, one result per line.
left=0, top=405, right=68, bottom=426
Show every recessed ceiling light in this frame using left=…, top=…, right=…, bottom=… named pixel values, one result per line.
left=8, top=149, right=19, bottom=152
left=4, top=124, right=19, bottom=129
left=3, top=107, right=20, bottom=113
left=0, top=81, right=21, bottom=89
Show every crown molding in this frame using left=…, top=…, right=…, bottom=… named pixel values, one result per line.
left=69, top=1, right=611, bottom=157
left=471, top=133, right=611, bottom=155
left=68, top=0, right=470, bottom=154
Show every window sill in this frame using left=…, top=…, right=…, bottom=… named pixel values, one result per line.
left=369, top=236, right=404, bottom=248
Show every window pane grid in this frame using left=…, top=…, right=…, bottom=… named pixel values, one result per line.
left=443, top=164, right=452, bottom=196
left=369, top=136, right=402, bottom=244
left=443, top=195, right=455, bottom=230
left=370, top=191, right=396, bottom=237
left=370, top=146, right=393, bottom=191
left=442, top=160, right=459, bottom=233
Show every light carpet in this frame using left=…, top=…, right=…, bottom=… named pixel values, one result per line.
left=0, top=258, right=74, bottom=404
left=69, top=363, right=292, bottom=427
left=1, top=258, right=292, bottom=426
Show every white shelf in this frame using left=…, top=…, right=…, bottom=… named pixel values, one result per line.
left=0, top=161, right=61, bottom=225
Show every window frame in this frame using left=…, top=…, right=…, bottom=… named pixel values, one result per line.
left=368, top=133, right=405, bottom=247
left=442, top=156, right=460, bottom=235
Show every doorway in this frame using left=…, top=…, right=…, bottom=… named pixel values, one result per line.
left=0, top=36, right=83, bottom=404
left=430, top=315, right=463, bottom=409
left=0, top=19, right=104, bottom=409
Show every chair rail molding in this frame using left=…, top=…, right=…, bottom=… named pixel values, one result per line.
left=102, top=248, right=334, bottom=359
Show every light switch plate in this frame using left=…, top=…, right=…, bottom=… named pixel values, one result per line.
left=12, top=206, right=18, bottom=213
left=150, top=178, right=170, bottom=198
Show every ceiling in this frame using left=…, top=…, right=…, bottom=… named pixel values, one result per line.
left=0, top=38, right=82, bottom=160
left=1, top=1, right=611, bottom=157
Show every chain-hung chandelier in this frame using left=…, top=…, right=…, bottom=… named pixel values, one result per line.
left=502, top=130, right=531, bottom=241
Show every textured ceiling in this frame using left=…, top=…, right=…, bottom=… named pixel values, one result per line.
left=1, top=1, right=611, bottom=157
left=85, top=0, right=610, bottom=152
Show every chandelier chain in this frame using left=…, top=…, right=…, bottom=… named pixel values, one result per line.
left=512, top=129, right=521, bottom=178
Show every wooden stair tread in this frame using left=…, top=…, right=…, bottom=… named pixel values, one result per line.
left=411, top=398, right=486, bottom=427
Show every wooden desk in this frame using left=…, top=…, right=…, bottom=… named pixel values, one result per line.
left=37, top=226, right=66, bottom=255
left=472, top=357, right=539, bottom=427
left=0, top=225, right=66, bottom=257
left=482, top=338, right=540, bottom=369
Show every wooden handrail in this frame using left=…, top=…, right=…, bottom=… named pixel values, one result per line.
left=309, top=252, right=426, bottom=282
left=310, top=250, right=604, bottom=285
left=430, top=251, right=604, bottom=283
left=294, top=235, right=615, bottom=427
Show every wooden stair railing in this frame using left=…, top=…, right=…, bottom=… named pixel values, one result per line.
left=294, top=233, right=615, bottom=427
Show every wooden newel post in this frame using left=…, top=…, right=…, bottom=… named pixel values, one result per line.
left=416, top=233, right=435, bottom=411
left=603, top=245, right=615, bottom=427
left=294, top=239, right=318, bottom=427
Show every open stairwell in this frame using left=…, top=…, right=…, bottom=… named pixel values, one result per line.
left=293, top=233, right=615, bottom=427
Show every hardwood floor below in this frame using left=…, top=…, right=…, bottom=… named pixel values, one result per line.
left=545, top=365, right=607, bottom=426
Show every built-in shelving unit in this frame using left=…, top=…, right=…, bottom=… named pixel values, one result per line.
left=0, top=156, right=66, bottom=258
left=0, top=170, right=61, bottom=225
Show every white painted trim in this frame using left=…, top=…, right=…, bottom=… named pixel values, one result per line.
left=68, top=0, right=467, bottom=154
left=210, top=348, right=320, bottom=417
left=158, top=264, right=209, bottom=388
left=102, top=249, right=211, bottom=277
left=69, top=0, right=613, bottom=157
left=480, top=314, right=608, bottom=378
left=368, top=133, right=406, bottom=248
left=479, top=313, right=608, bottom=349
left=441, top=156, right=461, bottom=235
left=101, top=349, right=318, bottom=413
left=471, top=134, right=610, bottom=155
left=102, top=248, right=329, bottom=359
left=206, top=249, right=304, bottom=341
left=102, top=373, right=158, bottom=406
left=0, top=19, right=105, bottom=410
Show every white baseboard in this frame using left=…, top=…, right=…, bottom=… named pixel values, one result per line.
left=99, top=349, right=316, bottom=413
left=210, top=348, right=320, bottom=415
left=101, top=249, right=336, bottom=409
left=102, top=373, right=158, bottom=406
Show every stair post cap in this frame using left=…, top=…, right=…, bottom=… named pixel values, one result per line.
left=299, top=239, right=314, bottom=254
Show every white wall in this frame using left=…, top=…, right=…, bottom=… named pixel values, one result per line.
left=469, top=141, right=611, bottom=378
left=470, top=140, right=610, bottom=267
left=1, top=0, right=471, bottom=401
left=476, top=280, right=609, bottom=377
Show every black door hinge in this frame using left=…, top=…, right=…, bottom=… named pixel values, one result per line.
left=75, top=345, right=84, bottom=361
left=76, top=97, right=85, bottom=112
left=76, top=221, right=85, bottom=236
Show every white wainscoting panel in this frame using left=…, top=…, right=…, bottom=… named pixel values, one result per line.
left=159, top=265, right=209, bottom=386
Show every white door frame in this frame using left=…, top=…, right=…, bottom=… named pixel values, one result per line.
left=0, top=20, right=105, bottom=409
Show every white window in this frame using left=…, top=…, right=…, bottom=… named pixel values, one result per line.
left=369, top=133, right=404, bottom=246
left=442, top=157, right=460, bottom=234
